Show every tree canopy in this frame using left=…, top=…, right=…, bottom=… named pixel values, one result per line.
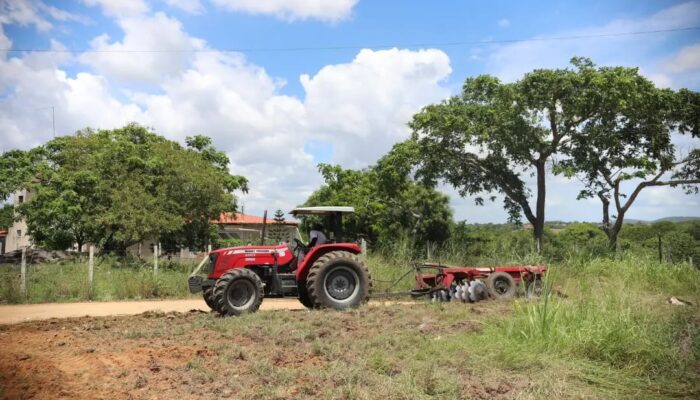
left=0, top=204, right=13, bottom=230
left=5, top=124, right=247, bottom=251
left=409, top=57, right=699, bottom=250
left=555, top=64, right=700, bottom=247
left=303, top=144, right=453, bottom=248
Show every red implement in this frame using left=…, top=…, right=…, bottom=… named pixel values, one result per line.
left=412, top=263, right=547, bottom=300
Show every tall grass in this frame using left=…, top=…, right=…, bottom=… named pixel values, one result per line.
left=366, top=235, right=700, bottom=396
left=0, top=257, right=197, bottom=304
left=463, top=256, right=700, bottom=397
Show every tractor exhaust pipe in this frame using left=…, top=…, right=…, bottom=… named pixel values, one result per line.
left=260, top=209, right=268, bottom=245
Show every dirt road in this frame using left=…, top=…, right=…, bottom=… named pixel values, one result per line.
left=0, top=298, right=305, bottom=325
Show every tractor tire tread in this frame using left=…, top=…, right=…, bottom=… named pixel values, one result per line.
left=213, top=268, right=264, bottom=317
left=203, top=286, right=217, bottom=311
left=306, top=251, right=372, bottom=310
left=486, top=271, right=517, bottom=299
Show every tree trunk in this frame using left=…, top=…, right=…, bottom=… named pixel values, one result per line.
left=533, top=160, right=546, bottom=253
left=597, top=192, right=613, bottom=240
left=607, top=210, right=624, bottom=250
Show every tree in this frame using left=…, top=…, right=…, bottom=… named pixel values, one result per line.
left=0, top=204, right=13, bottom=230
left=559, top=65, right=700, bottom=248
left=269, top=209, right=287, bottom=243
left=410, top=58, right=609, bottom=251
left=303, top=145, right=453, bottom=248
left=7, top=124, right=248, bottom=251
left=0, top=148, right=43, bottom=201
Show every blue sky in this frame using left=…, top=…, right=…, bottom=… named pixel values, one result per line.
left=1, top=0, right=699, bottom=223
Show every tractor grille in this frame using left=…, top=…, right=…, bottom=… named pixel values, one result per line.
left=188, top=275, right=204, bottom=293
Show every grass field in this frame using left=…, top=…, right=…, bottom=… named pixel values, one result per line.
left=0, top=257, right=198, bottom=304
left=1, top=252, right=699, bottom=398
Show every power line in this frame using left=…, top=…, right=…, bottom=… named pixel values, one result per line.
left=1, top=26, right=698, bottom=54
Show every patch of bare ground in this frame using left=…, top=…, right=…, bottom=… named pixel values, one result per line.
left=0, top=300, right=522, bottom=399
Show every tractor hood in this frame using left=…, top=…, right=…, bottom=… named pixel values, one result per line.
left=212, top=244, right=291, bottom=256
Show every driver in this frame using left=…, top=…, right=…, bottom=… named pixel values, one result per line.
left=309, top=223, right=328, bottom=247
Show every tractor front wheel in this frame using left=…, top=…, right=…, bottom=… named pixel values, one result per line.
left=306, top=251, right=371, bottom=310
left=213, top=269, right=264, bottom=317
left=203, top=286, right=218, bottom=311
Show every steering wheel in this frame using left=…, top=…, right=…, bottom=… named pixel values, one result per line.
left=293, top=238, right=308, bottom=252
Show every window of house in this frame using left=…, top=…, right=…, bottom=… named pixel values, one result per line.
left=18, top=195, right=24, bottom=204
left=16, top=230, right=22, bottom=237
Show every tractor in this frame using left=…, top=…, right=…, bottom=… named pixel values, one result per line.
left=188, top=206, right=372, bottom=316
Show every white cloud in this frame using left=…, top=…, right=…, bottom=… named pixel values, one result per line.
left=486, top=1, right=700, bottom=82
left=128, top=47, right=452, bottom=210
left=497, top=18, right=510, bottom=28
left=38, top=2, right=91, bottom=24
left=80, top=12, right=205, bottom=83
left=0, top=49, right=144, bottom=151
left=0, top=10, right=453, bottom=216
left=643, top=70, right=673, bottom=88
left=0, top=0, right=51, bottom=31
left=664, top=43, right=700, bottom=73
left=83, top=0, right=148, bottom=17
left=301, top=48, right=452, bottom=166
left=212, top=0, right=358, bottom=22
left=0, top=0, right=88, bottom=32
left=163, top=0, right=205, bottom=15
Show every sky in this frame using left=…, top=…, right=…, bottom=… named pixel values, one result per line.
left=1, top=0, right=699, bottom=223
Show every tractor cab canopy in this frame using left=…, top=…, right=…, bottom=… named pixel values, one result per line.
left=289, top=206, right=355, bottom=216
left=290, top=206, right=355, bottom=243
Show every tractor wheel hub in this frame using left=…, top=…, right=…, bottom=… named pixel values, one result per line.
left=324, top=266, right=359, bottom=301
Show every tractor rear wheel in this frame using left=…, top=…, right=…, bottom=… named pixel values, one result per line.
left=297, top=283, right=314, bottom=309
left=203, top=286, right=218, bottom=311
left=306, top=251, right=371, bottom=310
left=486, top=272, right=516, bottom=299
left=213, top=269, right=264, bottom=316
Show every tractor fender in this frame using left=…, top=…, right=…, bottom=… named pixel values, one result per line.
left=295, top=243, right=362, bottom=281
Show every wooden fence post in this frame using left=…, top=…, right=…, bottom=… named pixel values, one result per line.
left=360, top=238, right=367, bottom=255
left=207, top=244, right=212, bottom=254
left=88, top=245, right=94, bottom=289
left=20, top=247, right=27, bottom=299
left=153, top=243, right=158, bottom=276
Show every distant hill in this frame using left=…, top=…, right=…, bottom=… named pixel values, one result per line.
left=652, top=216, right=700, bottom=223
left=463, top=217, right=700, bottom=227
left=624, top=216, right=700, bottom=224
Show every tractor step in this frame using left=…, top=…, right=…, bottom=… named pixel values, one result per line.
left=276, top=273, right=299, bottom=296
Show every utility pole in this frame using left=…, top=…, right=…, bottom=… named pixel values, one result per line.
left=260, top=210, right=268, bottom=245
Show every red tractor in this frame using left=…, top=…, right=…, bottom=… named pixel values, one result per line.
left=188, top=207, right=372, bottom=316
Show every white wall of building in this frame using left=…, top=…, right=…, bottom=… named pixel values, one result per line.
left=3, top=189, right=32, bottom=253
